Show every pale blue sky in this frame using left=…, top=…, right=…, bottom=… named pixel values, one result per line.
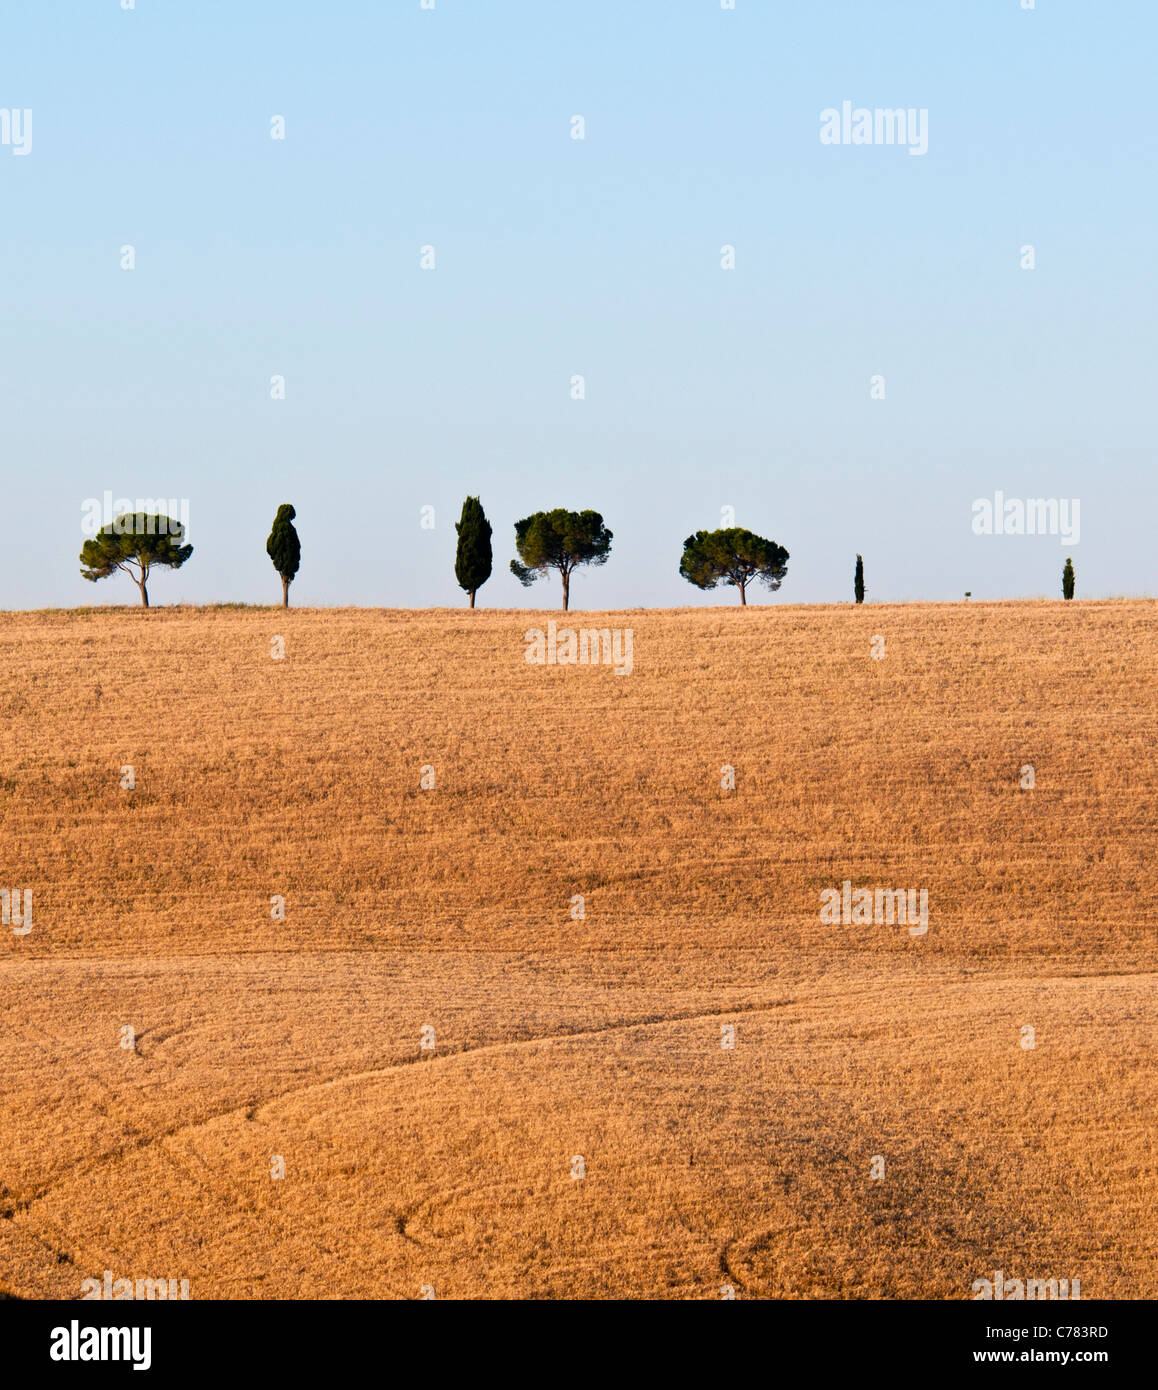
left=2, top=0, right=1154, bottom=608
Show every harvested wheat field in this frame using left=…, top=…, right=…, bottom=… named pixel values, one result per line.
left=1, top=601, right=1155, bottom=1299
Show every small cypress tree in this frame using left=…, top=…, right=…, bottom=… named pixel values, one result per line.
left=854, top=554, right=865, bottom=604
left=1062, top=557, right=1075, bottom=601
left=266, top=503, right=301, bottom=608
left=454, top=496, right=493, bottom=608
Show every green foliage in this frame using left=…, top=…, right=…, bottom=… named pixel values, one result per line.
left=266, top=504, right=301, bottom=606
left=510, top=508, right=612, bottom=610
left=1062, top=557, right=1075, bottom=601
left=679, top=527, right=789, bottom=605
left=266, top=503, right=301, bottom=578
left=454, top=496, right=493, bottom=606
left=854, top=554, right=865, bottom=604
left=79, top=514, right=193, bottom=607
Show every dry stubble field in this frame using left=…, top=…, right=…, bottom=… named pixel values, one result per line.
left=1, top=601, right=1155, bottom=1299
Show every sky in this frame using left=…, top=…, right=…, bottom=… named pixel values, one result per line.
left=2, top=0, right=1154, bottom=610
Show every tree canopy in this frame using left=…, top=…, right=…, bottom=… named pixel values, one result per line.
left=510, top=508, right=612, bottom=611
left=79, top=514, right=193, bottom=608
left=679, top=527, right=789, bottom=605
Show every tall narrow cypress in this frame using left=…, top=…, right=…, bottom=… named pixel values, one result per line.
left=266, top=504, right=301, bottom=608
left=455, top=496, right=493, bottom=608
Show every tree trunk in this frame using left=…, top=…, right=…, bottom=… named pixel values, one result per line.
left=739, top=581, right=747, bottom=606
left=282, top=575, right=289, bottom=608
left=562, top=570, right=570, bottom=612
left=469, top=590, right=476, bottom=609
left=138, top=578, right=149, bottom=608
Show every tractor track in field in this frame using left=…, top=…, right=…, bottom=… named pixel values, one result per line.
left=6, top=969, right=1155, bottom=1296
left=3, top=997, right=797, bottom=1295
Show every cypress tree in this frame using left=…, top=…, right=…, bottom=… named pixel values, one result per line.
left=454, top=496, right=493, bottom=608
left=854, top=554, right=865, bottom=604
left=266, top=504, right=301, bottom=608
left=1062, top=557, right=1075, bottom=601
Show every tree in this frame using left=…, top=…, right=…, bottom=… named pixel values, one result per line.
left=1062, top=557, right=1075, bottom=601
left=854, top=554, right=865, bottom=604
left=79, top=513, right=192, bottom=608
left=679, top=527, right=789, bottom=605
left=266, top=503, right=301, bottom=608
left=510, top=508, right=612, bottom=611
left=454, top=496, right=493, bottom=608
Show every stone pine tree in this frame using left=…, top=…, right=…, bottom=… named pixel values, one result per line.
left=266, top=503, right=301, bottom=608
left=1062, top=557, right=1075, bottom=601
left=510, top=509, right=613, bottom=611
left=79, top=513, right=193, bottom=608
left=679, top=528, right=789, bottom=605
left=854, top=554, right=865, bottom=604
left=454, top=496, right=493, bottom=608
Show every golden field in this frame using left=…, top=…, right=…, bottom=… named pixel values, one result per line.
left=1, top=601, right=1155, bottom=1299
